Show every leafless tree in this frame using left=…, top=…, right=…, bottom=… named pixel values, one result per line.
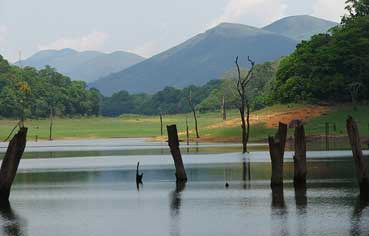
left=235, top=56, right=255, bottom=153
left=188, top=90, right=200, bottom=139
left=221, top=95, right=226, bottom=121
left=348, top=82, right=363, bottom=109
left=49, top=106, right=53, bottom=141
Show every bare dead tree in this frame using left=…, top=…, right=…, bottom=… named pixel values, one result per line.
left=160, top=112, right=163, bottom=136
left=221, top=95, right=226, bottom=121
left=348, top=82, right=363, bottom=110
left=188, top=90, right=200, bottom=139
left=235, top=56, right=255, bottom=153
left=49, top=106, right=53, bottom=141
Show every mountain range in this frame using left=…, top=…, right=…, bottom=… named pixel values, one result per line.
left=16, top=49, right=145, bottom=83
left=19, top=15, right=338, bottom=95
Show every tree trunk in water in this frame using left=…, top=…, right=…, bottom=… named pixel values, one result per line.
left=49, top=107, right=53, bottom=141
left=167, top=125, right=187, bottom=182
left=0, top=128, right=27, bottom=202
left=294, top=121, right=307, bottom=187
left=346, top=116, right=369, bottom=199
left=268, top=122, right=287, bottom=189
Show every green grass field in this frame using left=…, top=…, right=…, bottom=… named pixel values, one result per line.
left=0, top=104, right=368, bottom=142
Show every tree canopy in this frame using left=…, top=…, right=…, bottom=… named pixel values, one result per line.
left=271, top=0, right=369, bottom=103
left=0, top=55, right=100, bottom=119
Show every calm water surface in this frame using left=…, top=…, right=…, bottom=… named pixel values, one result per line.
left=0, top=138, right=368, bottom=236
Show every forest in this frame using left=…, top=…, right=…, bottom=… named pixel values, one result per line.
left=0, top=56, right=100, bottom=118
left=100, top=61, right=278, bottom=116
left=271, top=0, right=369, bottom=103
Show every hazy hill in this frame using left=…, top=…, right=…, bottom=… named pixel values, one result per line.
left=16, top=49, right=145, bottom=83
left=91, top=23, right=297, bottom=95
left=263, top=15, right=338, bottom=41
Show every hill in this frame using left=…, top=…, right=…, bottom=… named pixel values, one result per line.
left=16, top=49, right=145, bottom=83
left=91, top=23, right=297, bottom=95
left=263, top=15, right=338, bottom=41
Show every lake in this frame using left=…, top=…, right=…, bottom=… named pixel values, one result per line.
left=0, top=138, right=368, bottom=236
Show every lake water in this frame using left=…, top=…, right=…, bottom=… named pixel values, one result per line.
left=0, top=138, right=368, bottom=236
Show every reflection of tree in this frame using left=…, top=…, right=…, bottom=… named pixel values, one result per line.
left=271, top=186, right=289, bottom=236
left=295, top=185, right=307, bottom=236
left=169, top=182, right=186, bottom=236
left=350, top=196, right=369, bottom=236
left=0, top=202, right=25, bottom=236
left=242, top=160, right=251, bottom=189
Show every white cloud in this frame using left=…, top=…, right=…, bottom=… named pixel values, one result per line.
left=38, top=31, right=109, bottom=51
left=132, top=40, right=162, bottom=58
left=0, top=25, right=7, bottom=44
left=209, top=0, right=288, bottom=28
left=131, top=23, right=170, bottom=58
left=312, top=0, right=346, bottom=22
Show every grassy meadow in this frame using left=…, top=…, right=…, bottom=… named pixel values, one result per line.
left=0, top=104, right=368, bottom=142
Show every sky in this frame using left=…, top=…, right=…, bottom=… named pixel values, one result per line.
left=0, top=0, right=347, bottom=62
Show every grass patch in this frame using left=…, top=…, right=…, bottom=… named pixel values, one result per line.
left=0, top=104, right=367, bottom=142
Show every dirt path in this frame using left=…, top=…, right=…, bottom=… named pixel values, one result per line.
left=206, top=106, right=330, bottom=129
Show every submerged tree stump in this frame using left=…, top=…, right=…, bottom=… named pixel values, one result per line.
left=136, top=162, right=143, bottom=190
left=0, top=128, right=27, bottom=202
left=294, top=121, right=307, bottom=187
left=167, top=125, right=187, bottom=182
left=346, top=116, right=369, bottom=199
left=268, top=122, right=287, bottom=189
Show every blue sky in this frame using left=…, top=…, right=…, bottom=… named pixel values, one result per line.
left=0, top=0, right=346, bottom=61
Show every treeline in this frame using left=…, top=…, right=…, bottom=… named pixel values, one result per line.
left=101, top=61, right=279, bottom=116
left=270, top=0, right=369, bottom=104
left=0, top=55, right=100, bottom=119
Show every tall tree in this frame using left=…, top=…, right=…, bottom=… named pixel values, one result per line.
left=235, top=56, right=255, bottom=153
left=342, top=0, right=369, bottom=23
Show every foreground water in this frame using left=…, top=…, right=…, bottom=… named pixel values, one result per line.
left=0, top=138, right=368, bottom=236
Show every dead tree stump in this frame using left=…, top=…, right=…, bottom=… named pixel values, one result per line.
left=0, top=128, right=27, bottom=202
left=294, top=121, right=307, bottom=187
left=268, top=122, right=287, bottom=189
left=346, top=116, right=369, bottom=199
left=167, top=125, right=187, bottom=182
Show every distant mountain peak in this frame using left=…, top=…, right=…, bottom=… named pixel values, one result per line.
left=263, top=15, right=338, bottom=41
left=17, top=49, right=145, bottom=83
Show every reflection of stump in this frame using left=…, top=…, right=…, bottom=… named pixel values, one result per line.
left=269, top=123, right=287, bottom=188
left=350, top=195, right=369, bottom=236
left=0, top=128, right=27, bottom=202
left=170, top=181, right=186, bottom=236
left=167, top=125, right=187, bottom=182
left=294, top=121, right=307, bottom=188
left=346, top=116, right=369, bottom=199
left=0, top=202, right=23, bottom=236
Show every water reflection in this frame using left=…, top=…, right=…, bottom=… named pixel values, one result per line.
left=0, top=202, right=26, bottom=236
left=170, top=182, right=186, bottom=236
left=350, top=196, right=369, bottom=236
left=271, top=186, right=289, bottom=236
left=295, top=184, right=307, bottom=236
left=242, top=160, right=251, bottom=189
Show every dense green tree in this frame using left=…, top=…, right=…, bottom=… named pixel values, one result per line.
left=0, top=55, right=100, bottom=118
left=272, top=0, right=369, bottom=104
